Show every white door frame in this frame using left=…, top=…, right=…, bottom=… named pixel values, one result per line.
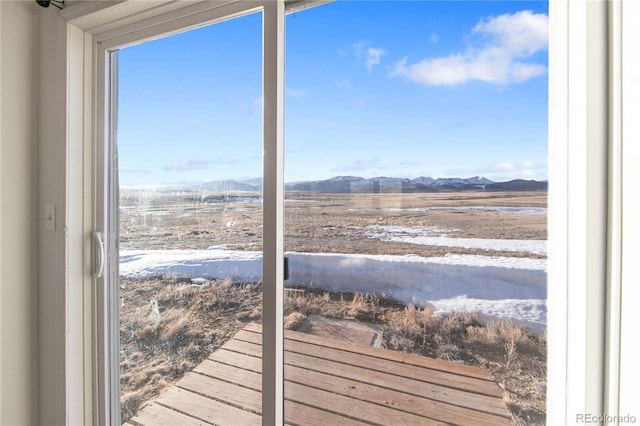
left=43, top=0, right=617, bottom=424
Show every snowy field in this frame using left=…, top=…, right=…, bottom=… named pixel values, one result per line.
left=120, top=247, right=547, bottom=333
left=365, top=225, right=547, bottom=255
left=388, top=206, right=547, bottom=215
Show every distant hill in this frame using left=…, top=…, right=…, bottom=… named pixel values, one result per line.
left=484, top=179, right=548, bottom=192
left=195, top=176, right=547, bottom=194
left=284, top=176, right=547, bottom=193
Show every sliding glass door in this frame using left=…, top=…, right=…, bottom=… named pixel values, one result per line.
left=95, top=1, right=548, bottom=424
left=110, top=9, right=265, bottom=425
left=283, top=1, right=548, bottom=424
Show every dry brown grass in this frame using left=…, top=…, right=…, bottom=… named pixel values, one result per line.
left=121, top=279, right=545, bottom=425
left=381, top=302, right=546, bottom=424
left=119, top=276, right=262, bottom=422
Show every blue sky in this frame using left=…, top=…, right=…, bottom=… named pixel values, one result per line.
left=117, top=1, right=548, bottom=186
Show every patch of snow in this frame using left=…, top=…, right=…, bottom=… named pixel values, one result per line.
left=365, top=225, right=547, bottom=255
left=420, top=253, right=546, bottom=270
left=120, top=249, right=262, bottom=283
left=388, top=206, right=547, bottom=215
left=120, top=249, right=547, bottom=332
left=427, top=296, right=547, bottom=332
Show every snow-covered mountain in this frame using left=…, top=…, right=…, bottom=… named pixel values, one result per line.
left=194, top=175, right=547, bottom=193
left=410, top=176, right=435, bottom=185
left=285, top=175, right=545, bottom=193
left=464, top=176, right=494, bottom=185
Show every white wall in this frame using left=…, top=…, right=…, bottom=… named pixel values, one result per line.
left=37, top=9, right=67, bottom=425
left=0, top=1, right=40, bottom=425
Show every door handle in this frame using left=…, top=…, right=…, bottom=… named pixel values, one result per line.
left=284, top=256, right=289, bottom=280
left=93, top=231, right=105, bottom=279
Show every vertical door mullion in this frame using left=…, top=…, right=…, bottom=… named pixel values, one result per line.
left=95, top=44, right=122, bottom=426
left=106, top=49, right=122, bottom=426
left=94, top=41, right=109, bottom=426
left=262, top=1, right=286, bottom=424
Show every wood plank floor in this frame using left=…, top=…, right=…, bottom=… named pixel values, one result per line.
left=128, top=323, right=512, bottom=425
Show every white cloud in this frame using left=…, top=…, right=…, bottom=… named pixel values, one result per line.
left=487, top=161, right=547, bottom=180
left=351, top=41, right=386, bottom=71
left=366, top=47, right=385, bottom=71
left=392, top=10, right=548, bottom=86
left=473, top=11, right=548, bottom=57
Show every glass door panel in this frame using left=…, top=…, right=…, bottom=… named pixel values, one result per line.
left=116, top=12, right=264, bottom=424
left=284, top=2, right=548, bottom=424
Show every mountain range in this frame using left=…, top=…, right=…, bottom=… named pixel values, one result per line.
left=196, top=176, right=547, bottom=193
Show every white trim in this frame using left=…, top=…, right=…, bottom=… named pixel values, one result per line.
left=60, top=0, right=128, bottom=24
left=585, top=0, right=608, bottom=417
left=606, top=0, right=623, bottom=419
left=65, top=23, right=95, bottom=426
left=547, top=0, right=609, bottom=423
left=619, top=0, right=640, bottom=420
left=94, top=1, right=264, bottom=50
left=82, top=29, right=96, bottom=425
left=546, top=0, right=569, bottom=421
left=285, top=0, right=333, bottom=14
left=62, top=1, right=173, bottom=32
left=61, top=0, right=326, bottom=50
left=60, top=0, right=327, bottom=32
left=93, top=40, right=119, bottom=426
left=565, top=0, right=590, bottom=417
left=0, top=1, right=3, bottom=418
left=106, top=48, right=122, bottom=426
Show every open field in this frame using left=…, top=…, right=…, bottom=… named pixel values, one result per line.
left=119, top=189, right=547, bottom=425
left=121, top=189, right=546, bottom=256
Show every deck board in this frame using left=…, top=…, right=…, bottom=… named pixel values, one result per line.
left=244, top=323, right=494, bottom=381
left=129, top=323, right=512, bottom=426
left=154, top=387, right=261, bottom=424
left=177, top=372, right=261, bottom=413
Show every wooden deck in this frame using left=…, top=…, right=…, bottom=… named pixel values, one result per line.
left=126, top=323, right=512, bottom=425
